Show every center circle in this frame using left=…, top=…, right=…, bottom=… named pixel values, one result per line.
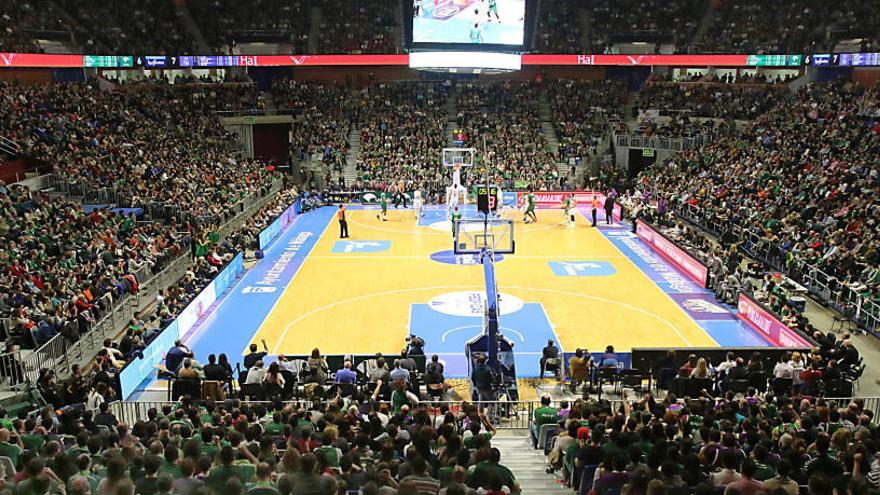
left=428, top=291, right=524, bottom=317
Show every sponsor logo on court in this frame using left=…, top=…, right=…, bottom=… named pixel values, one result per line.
left=616, top=234, right=701, bottom=293
left=428, top=291, right=524, bottom=317
left=681, top=299, right=727, bottom=314
left=242, top=286, right=277, bottom=294
left=256, top=231, right=314, bottom=287
left=668, top=294, right=735, bottom=320
left=548, top=261, right=616, bottom=277
left=331, top=240, right=391, bottom=253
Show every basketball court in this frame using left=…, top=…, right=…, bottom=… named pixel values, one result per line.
left=181, top=202, right=773, bottom=381
left=413, top=0, right=526, bottom=45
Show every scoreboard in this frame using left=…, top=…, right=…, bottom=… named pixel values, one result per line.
left=476, top=185, right=499, bottom=214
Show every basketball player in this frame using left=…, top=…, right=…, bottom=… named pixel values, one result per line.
left=523, top=189, right=537, bottom=224
left=377, top=191, right=388, bottom=221
left=470, top=22, right=483, bottom=44
left=450, top=206, right=462, bottom=238
left=413, top=190, right=424, bottom=219
left=562, top=194, right=576, bottom=226
left=452, top=163, right=462, bottom=189
left=493, top=184, right=504, bottom=218
left=486, top=0, right=500, bottom=23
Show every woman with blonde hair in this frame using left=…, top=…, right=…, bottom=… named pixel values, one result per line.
left=789, top=351, right=805, bottom=391
left=690, top=358, right=711, bottom=379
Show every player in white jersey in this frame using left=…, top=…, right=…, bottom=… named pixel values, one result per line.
left=493, top=184, right=504, bottom=218
left=446, top=185, right=459, bottom=214
left=451, top=163, right=462, bottom=189
left=413, top=190, right=424, bottom=219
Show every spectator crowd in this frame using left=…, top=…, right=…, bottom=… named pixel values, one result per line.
left=636, top=80, right=880, bottom=326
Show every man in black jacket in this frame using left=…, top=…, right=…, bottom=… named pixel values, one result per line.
left=203, top=354, right=228, bottom=381
left=540, top=339, right=559, bottom=379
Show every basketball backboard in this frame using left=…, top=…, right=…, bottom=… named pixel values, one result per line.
left=442, top=148, right=476, bottom=168
left=454, top=218, right=514, bottom=255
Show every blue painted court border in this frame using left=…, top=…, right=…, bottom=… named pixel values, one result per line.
left=594, top=216, right=772, bottom=347
left=185, top=206, right=335, bottom=362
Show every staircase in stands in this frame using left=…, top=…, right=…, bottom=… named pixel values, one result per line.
left=493, top=433, right=569, bottom=494
left=538, top=90, right=571, bottom=185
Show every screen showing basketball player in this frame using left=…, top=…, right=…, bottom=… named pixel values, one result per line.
left=412, top=0, right=526, bottom=45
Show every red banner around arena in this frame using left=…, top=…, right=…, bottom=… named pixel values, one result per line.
left=737, top=293, right=812, bottom=347
left=0, top=53, right=83, bottom=68
left=253, top=55, right=410, bottom=66
left=635, top=220, right=710, bottom=288
left=521, top=54, right=750, bottom=66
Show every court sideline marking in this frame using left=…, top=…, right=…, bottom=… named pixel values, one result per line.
left=348, top=213, right=576, bottom=236
left=246, top=208, right=336, bottom=356
left=308, top=254, right=627, bottom=260
left=585, top=210, right=721, bottom=347
left=271, top=284, right=694, bottom=353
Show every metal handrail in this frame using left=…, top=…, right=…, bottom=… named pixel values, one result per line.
left=675, top=203, right=879, bottom=333
left=3, top=179, right=286, bottom=392
left=109, top=396, right=880, bottom=430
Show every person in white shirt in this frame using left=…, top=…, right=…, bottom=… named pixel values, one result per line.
left=245, top=361, right=266, bottom=385
left=773, top=355, right=794, bottom=379
left=716, top=352, right=737, bottom=377
left=86, top=383, right=108, bottom=412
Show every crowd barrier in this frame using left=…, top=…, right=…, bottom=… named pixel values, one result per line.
left=0, top=250, right=191, bottom=392
left=737, top=293, right=813, bottom=347
left=630, top=347, right=813, bottom=380
left=635, top=219, right=709, bottom=288
left=0, top=179, right=285, bottom=395
left=111, top=399, right=536, bottom=429
left=675, top=204, right=880, bottom=334
left=49, top=174, right=282, bottom=232
left=118, top=253, right=244, bottom=398
left=615, top=133, right=705, bottom=152
left=109, top=395, right=880, bottom=431
left=258, top=195, right=303, bottom=249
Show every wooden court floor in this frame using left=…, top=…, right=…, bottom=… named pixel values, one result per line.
left=247, top=206, right=718, bottom=367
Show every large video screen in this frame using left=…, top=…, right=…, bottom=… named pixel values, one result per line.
left=413, top=0, right=526, bottom=46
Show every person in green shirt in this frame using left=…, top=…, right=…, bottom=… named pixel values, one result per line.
left=450, top=206, right=462, bottom=238
left=0, top=428, right=22, bottom=468
left=160, top=445, right=183, bottom=479
left=468, top=448, right=520, bottom=494
left=377, top=192, right=388, bottom=221
left=523, top=190, right=537, bottom=223
left=264, top=413, right=285, bottom=436
left=531, top=395, right=559, bottom=448
left=469, top=23, right=483, bottom=44
left=463, top=415, right=495, bottom=450
left=247, top=463, right=280, bottom=495
left=487, top=0, right=501, bottom=22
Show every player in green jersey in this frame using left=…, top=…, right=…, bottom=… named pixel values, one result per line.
left=450, top=206, right=462, bottom=237
left=523, top=189, right=537, bottom=223
left=376, top=192, right=388, bottom=221
left=562, top=194, right=576, bottom=225
left=470, top=22, right=483, bottom=43
left=487, top=0, right=500, bottom=23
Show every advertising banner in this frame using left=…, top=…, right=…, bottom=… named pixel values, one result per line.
left=360, top=191, right=413, bottom=204
left=737, top=293, right=812, bottom=347
left=117, top=253, right=244, bottom=398
left=258, top=198, right=302, bottom=250
left=511, top=191, right=621, bottom=220
left=635, top=220, right=709, bottom=288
